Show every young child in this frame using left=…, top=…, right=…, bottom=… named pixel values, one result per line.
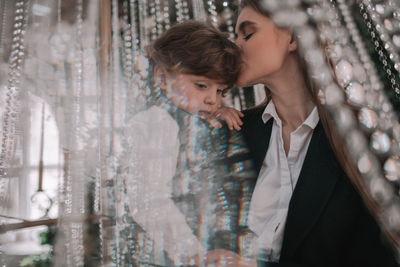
left=122, top=21, right=244, bottom=266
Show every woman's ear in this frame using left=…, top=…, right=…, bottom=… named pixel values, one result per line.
left=288, top=32, right=297, bottom=52
left=154, top=66, right=168, bottom=90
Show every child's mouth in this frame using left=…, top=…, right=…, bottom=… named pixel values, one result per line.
left=198, top=111, right=212, bottom=119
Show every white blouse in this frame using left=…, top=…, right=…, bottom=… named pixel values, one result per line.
left=248, top=101, right=319, bottom=262
left=124, top=106, right=203, bottom=266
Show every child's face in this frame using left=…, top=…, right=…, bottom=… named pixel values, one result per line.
left=163, top=72, right=228, bottom=119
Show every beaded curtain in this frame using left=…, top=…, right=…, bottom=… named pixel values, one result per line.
left=0, top=0, right=399, bottom=266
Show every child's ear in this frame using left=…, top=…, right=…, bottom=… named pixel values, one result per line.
left=154, top=66, right=168, bottom=90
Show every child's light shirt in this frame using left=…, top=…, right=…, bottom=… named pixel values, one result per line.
left=125, top=105, right=204, bottom=266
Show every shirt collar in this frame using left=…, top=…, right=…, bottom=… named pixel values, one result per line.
left=303, top=105, right=319, bottom=130
left=261, top=100, right=280, bottom=124
left=261, top=100, right=319, bottom=130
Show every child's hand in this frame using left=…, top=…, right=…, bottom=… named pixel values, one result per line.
left=210, top=107, right=244, bottom=131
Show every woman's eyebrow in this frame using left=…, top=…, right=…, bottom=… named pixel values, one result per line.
left=235, top=20, right=256, bottom=34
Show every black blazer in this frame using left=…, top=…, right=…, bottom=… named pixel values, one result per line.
left=241, top=106, right=398, bottom=267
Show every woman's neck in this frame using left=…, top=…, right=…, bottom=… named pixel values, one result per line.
left=263, top=53, right=315, bottom=129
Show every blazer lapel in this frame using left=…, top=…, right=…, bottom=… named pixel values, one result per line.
left=241, top=107, right=273, bottom=174
left=280, top=122, right=340, bottom=260
left=253, top=118, right=273, bottom=173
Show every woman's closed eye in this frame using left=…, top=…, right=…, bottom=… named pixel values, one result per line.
left=243, top=32, right=254, bottom=41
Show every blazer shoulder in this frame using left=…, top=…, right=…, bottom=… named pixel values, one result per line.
left=242, top=103, right=267, bottom=125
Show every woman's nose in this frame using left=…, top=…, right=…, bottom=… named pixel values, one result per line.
left=235, top=38, right=241, bottom=48
left=234, top=35, right=244, bottom=49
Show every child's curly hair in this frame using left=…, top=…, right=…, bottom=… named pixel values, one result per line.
left=147, top=20, right=241, bottom=89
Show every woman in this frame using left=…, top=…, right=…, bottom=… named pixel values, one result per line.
left=206, top=0, right=398, bottom=266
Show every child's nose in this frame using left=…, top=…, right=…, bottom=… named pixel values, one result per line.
left=204, top=92, right=217, bottom=105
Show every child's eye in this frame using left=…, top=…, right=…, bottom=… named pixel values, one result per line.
left=218, top=89, right=229, bottom=97
left=243, top=32, right=254, bottom=41
left=195, top=83, right=207, bottom=89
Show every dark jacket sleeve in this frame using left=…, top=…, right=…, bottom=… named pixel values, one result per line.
left=257, top=187, right=399, bottom=267
left=341, top=201, right=399, bottom=267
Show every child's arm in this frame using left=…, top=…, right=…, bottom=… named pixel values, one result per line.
left=210, top=106, right=244, bottom=131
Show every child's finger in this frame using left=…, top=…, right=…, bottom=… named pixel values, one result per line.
left=233, top=123, right=241, bottom=131
left=228, top=109, right=243, bottom=126
left=209, top=119, right=222, bottom=129
left=214, top=121, right=222, bottom=129
left=228, top=117, right=242, bottom=131
left=229, top=108, right=243, bottom=120
left=225, top=117, right=234, bottom=130
left=231, top=109, right=244, bottom=118
left=213, top=111, right=222, bottom=120
left=229, top=116, right=242, bottom=130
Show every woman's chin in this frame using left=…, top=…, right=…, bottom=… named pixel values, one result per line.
left=236, top=76, right=256, bottom=88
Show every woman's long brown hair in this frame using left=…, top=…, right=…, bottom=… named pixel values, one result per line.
left=239, top=0, right=400, bottom=252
